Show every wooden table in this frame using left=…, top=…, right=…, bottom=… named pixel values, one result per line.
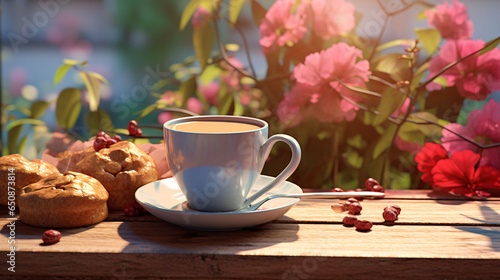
left=1, top=190, right=499, bottom=279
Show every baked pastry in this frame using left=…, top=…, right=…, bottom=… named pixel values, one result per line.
left=19, top=171, right=109, bottom=228
left=70, top=141, right=158, bottom=209
left=0, top=154, right=60, bottom=205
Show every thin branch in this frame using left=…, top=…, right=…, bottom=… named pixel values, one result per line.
left=212, top=16, right=258, bottom=81
left=331, top=74, right=383, bottom=98
left=160, top=107, right=199, bottom=117
left=224, top=18, right=257, bottom=77
left=418, top=36, right=500, bottom=90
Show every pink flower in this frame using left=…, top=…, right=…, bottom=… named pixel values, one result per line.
left=309, top=0, right=355, bottom=39
left=187, top=97, right=203, bottom=115
left=281, top=42, right=370, bottom=123
left=441, top=99, right=500, bottom=169
left=161, top=91, right=182, bottom=106
left=426, top=39, right=500, bottom=100
left=191, top=6, right=211, bottom=29
left=199, top=82, right=220, bottom=105
left=259, top=0, right=307, bottom=54
left=221, top=57, right=245, bottom=92
left=425, top=0, right=473, bottom=40
left=157, top=111, right=173, bottom=125
left=415, top=143, right=449, bottom=184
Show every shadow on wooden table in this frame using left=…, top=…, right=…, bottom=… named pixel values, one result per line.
left=116, top=220, right=300, bottom=253
left=1, top=219, right=97, bottom=241
left=456, top=205, right=500, bottom=252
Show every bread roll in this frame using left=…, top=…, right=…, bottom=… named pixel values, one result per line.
left=0, top=154, right=60, bottom=205
left=19, top=171, right=109, bottom=228
left=71, top=141, right=158, bottom=209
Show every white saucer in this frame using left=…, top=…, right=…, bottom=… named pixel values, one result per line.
left=135, top=175, right=302, bottom=230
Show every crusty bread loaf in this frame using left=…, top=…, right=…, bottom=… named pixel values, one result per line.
left=0, top=154, right=60, bottom=205
left=70, top=141, right=158, bottom=209
left=19, top=171, right=109, bottom=228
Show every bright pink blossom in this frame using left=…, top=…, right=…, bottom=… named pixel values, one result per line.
left=441, top=99, right=500, bottom=169
left=279, top=43, right=370, bottom=124
left=259, top=0, right=307, bottom=54
left=199, top=82, right=220, bottom=105
left=426, top=39, right=500, bottom=100
left=187, top=97, right=203, bottom=115
left=425, top=0, right=473, bottom=40
left=191, top=6, right=211, bottom=29
left=309, top=0, right=355, bottom=39
left=161, top=91, right=182, bottom=106
left=431, top=150, right=500, bottom=197
left=157, top=111, right=173, bottom=125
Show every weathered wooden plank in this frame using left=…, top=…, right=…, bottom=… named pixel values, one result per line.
left=281, top=198, right=500, bottom=225
left=0, top=220, right=499, bottom=279
left=1, top=220, right=499, bottom=258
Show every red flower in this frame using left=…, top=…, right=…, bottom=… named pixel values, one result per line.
left=415, top=143, right=449, bottom=184
left=431, top=150, right=500, bottom=196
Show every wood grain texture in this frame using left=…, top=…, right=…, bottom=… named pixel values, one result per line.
left=0, top=221, right=499, bottom=279
left=1, top=190, right=500, bottom=279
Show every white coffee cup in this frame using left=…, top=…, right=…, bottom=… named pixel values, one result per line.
left=164, top=115, right=301, bottom=212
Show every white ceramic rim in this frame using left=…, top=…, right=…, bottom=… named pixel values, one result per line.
left=164, top=115, right=268, bottom=135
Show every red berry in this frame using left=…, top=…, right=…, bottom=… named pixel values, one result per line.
left=127, top=120, right=139, bottom=136
left=42, top=229, right=61, bottom=244
left=383, top=210, right=398, bottom=222
left=332, top=188, right=344, bottom=192
left=97, top=131, right=106, bottom=137
left=372, top=185, right=385, bottom=193
left=122, top=203, right=142, bottom=217
left=342, top=215, right=358, bottom=226
left=136, top=128, right=143, bottom=137
left=342, top=201, right=351, bottom=211
left=365, top=178, right=379, bottom=191
left=103, top=134, right=111, bottom=141
left=355, top=188, right=363, bottom=192
left=348, top=202, right=362, bottom=215
left=389, top=205, right=401, bottom=215
left=93, top=138, right=107, bottom=151
left=112, top=135, right=122, bottom=142
left=355, top=220, right=372, bottom=231
left=106, top=138, right=118, bottom=148
left=347, top=197, right=358, bottom=203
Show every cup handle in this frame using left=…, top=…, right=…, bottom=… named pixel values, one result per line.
left=241, top=134, right=301, bottom=209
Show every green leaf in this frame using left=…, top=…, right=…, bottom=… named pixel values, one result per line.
left=137, top=103, right=160, bottom=122
left=414, top=28, right=441, bottom=55
left=18, top=135, right=28, bottom=155
left=346, top=147, right=363, bottom=168
left=87, top=107, right=113, bottom=135
left=193, top=22, right=215, bottom=69
left=225, top=43, right=240, bottom=52
left=30, top=101, right=50, bottom=119
left=152, top=78, right=173, bottom=91
left=408, top=112, right=444, bottom=140
left=233, top=95, right=244, bottom=116
left=63, top=58, right=86, bottom=66
left=89, top=72, right=109, bottom=85
left=479, top=36, right=500, bottom=56
left=200, top=64, right=222, bottom=85
left=114, top=128, right=130, bottom=135
left=179, top=77, right=197, bottom=104
left=347, top=134, right=366, bottom=149
left=229, top=0, right=247, bottom=25
left=8, top=124, right=22, bottom=154
left=218, top=85, right=232, bottom=115
left=56, top=88, right=81, bottom=129
left=53, top=64, right=72, bottom=85
left=251, top=0, right=267, bottom=27
left=180, top=0, right=201, bottom=31
left=373, top=123, right=397, bottom=159
left=373, top=87, right=406, bottom=126
left=5, top=118, right=46, bottom=132
left=373, top=53, right=410, bottom=82
left=417, top=9, right=428, bottom=20
left=433, top=76, right=448, bottom=87
left=375, top=39, right=414, bottom=53
left=411, top=62, right=428, bottom=91
left=79, top=71, right=100, bottom=112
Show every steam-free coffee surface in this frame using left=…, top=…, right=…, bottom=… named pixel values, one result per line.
left=170, top=121, right=261, bottom=133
